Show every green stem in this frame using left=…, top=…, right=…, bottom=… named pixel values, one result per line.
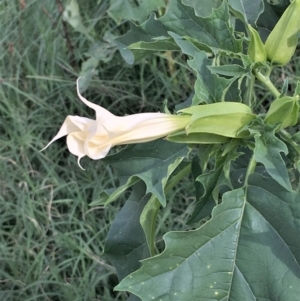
left=244, top=155, right=257, bottom=186
left=245, top=74, right=255, bottom=107
left=254, top=71, right=280, bottom=98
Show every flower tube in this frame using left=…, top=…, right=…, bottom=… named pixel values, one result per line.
left=42, top=78, right=190, bottom=168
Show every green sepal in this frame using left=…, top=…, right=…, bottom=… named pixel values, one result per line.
left=166, top=131, right=230, bottom=144
left=177, top=102, right=255, bottom=138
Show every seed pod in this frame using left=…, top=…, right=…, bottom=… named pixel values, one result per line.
left=265, top=96, right=299, bottom=129
left=167, top=102, right=256, bottom=144
left=247, top=25, right=266, bottom=63
left=265, top=0, right=300, bottom=66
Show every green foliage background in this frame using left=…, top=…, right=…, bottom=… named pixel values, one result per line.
left=1, top=0, right=300, bottom=300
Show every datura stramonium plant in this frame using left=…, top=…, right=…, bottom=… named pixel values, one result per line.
left=42, top=78, right=190, bottom=168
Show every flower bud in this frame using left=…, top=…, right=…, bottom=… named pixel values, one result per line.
left=247, top=25, right=266, bottom=63
left=265, top=96, right=299, bottom=129
left=265, top=0, right=300, bottom=66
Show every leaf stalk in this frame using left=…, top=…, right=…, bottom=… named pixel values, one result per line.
left=254, top=71, right=280, bottom=98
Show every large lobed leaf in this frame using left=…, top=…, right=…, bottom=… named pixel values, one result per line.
left=228, top=0, right=264, bottom=25
left=116, top=173, right=300, bottom=300
left=116, top=0, right=242, bottom=64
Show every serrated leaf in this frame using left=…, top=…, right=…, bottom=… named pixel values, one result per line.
left=229, top=147, right=267, bottom=188
left=108, top=0, right=165, bottom=24
left=257, top=0, right=279, bottom=39
left=188, top=154, right=227, bottom=224
left=228, top=0, right=264, bottom=25
left=182, top=0, right=221, bottom=17
left=140, top=161, right=191, bottom=255
left=116, top=0, right=242, bottom=64
left=168, top=33, right=236, bottom=104
left=188, top=156, right=215, bottom=222
left=104, top=182, right=150, bottom=281
left=252, top=123, right=292, bottom=191
left=116, top=174, right=300, bottom=300
left=92, top=140, right=190, bottom=207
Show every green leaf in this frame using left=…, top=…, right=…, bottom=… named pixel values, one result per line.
left=229, top=147, right=267, bottom=188
left=140, top=162, right=191, bottom=255
left=257, top=1, right=279, bottom=39
left=128, top=38, right=180, bottom=52
left=182, top=0, right=221, bottom=17
left=188, top=156, right=215, bottom=223
left=294, top=80, right=300, bottom=97
left=104, top=182, right=150, bottom=281
left=127, top=295, right=141, bottom=301
left=78, top=58, right=99, bottom=93
left=252, top=123, right=292, bottom=191
left=79, top=32, right=118, bottom=92
left=63, top=0, right=94, bottom=42
left=228, top=0, right=264, bottom=25
left=140, top=196, right=160, bottom=256
left=188, top=153, right=227, bottom=224
left=91, top=140, right=190, bottom=207
left=108, top=0, right=165, bottom=24
left=208, top=64, right=247, bottom=77
left=116, top=0, right=242, bottom=64
left=116, top=174, right=300, bottom=300
left=168, top=33, right=236, bottom=104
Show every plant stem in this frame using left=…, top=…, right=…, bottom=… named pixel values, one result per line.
left=245, top=74, right=255, bottom=107
left=254, top=71, right=280, bottom=98
left=244, top=155, right=257, bottom=185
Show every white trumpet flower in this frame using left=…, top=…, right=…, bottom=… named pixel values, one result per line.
left=42, top=78, right=190, bottom=168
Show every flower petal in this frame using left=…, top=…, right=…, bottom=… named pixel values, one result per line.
left=109, top=114, right=190, bottom=145
left=67, top=132, right=86, bottom=157
left=76, top=78, right=116, bottom=123
left=41, top=116, right=92, bottom=151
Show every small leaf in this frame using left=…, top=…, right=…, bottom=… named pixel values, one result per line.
left=140, top=196, right=160, bottom=256
left=104, top=182, right=150, bottom=281
left=208, top=64, right=246, bottom=77
left=251, top=122, right=292, bottom=191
